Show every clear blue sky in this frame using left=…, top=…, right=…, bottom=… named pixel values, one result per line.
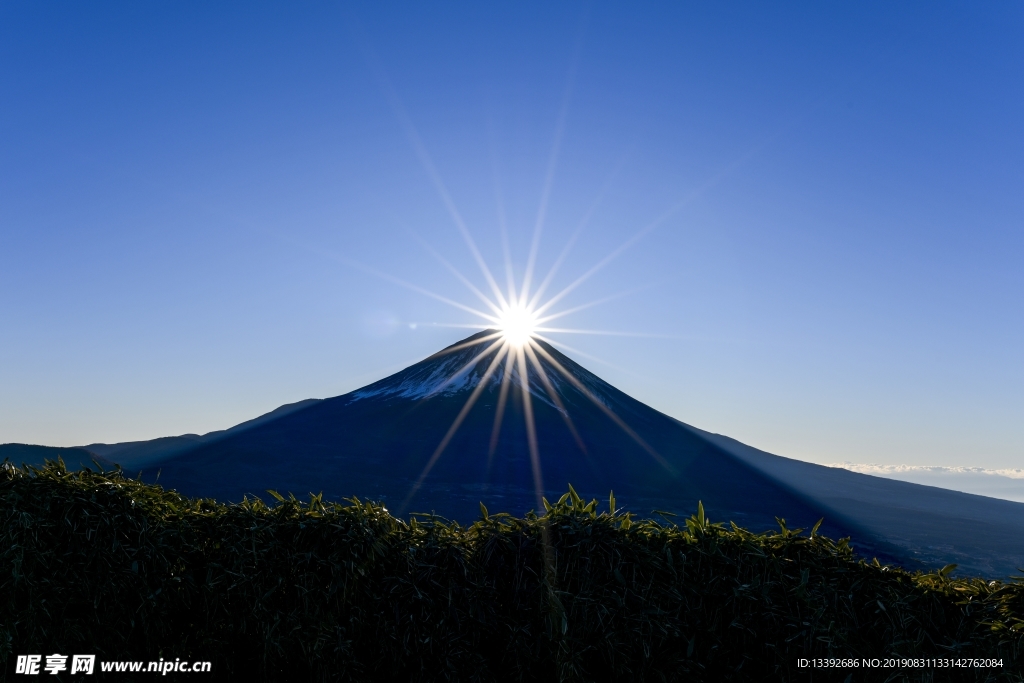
left=1, top=2, right=1021, bottom=469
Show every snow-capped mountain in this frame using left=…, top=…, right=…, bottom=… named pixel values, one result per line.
left=140, top=330, right=869, bottom=543
left=12, top=329, right=1020, bottom=576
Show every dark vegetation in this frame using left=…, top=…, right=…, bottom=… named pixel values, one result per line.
left=2, top=460, right=1022, bottom=682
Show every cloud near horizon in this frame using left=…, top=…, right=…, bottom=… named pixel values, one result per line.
left=827, top=462, right=1024, bottom=504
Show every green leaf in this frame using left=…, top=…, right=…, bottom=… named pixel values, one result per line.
left=810, top=518, right=823, bottom=538
left=567, top=483, right=580, bottom=507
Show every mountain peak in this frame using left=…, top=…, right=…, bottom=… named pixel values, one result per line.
left=348, top=330, right=604, bottom=410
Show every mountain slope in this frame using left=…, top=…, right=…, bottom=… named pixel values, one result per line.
left=693, top=426, right=1024, bottom=577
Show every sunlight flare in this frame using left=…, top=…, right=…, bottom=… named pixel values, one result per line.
left=366, top=115, right=684, bottom=514
left=389, top=217, right=679, bottom=514
left=497, top=303, right=539, bottom=347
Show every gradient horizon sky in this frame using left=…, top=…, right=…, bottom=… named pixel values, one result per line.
left=1, top=2, right=1021, bottom=470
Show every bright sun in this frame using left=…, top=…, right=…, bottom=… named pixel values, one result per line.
left=497, top=304, right=538, bottom=347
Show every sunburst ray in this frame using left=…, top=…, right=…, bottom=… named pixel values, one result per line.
left=400, top=341, right=511, bottom=514
left=533, top=327, right=676, bottom=339
left=424, top=335, right=506, bottom=397
left=522, top=341, right=587, bottom=455
left=414, top=236, right=505, bottom=318
left=490, top=151, right=519, bottom=309
left=515, top=346, right=545, bottom=509
left=397, top=119, right=509, bottom=311
left=421, top=331, right=503, bottom=361
left=370, top=57, right=510, bottom=313
left=531, top=333, right=634, bottom=375
left=343, top=257, right=499, bottom=324
left=533, top=284, right=654, bottom=326
left=525, top=166, right=618, bottom=312
left=519, top=45, right=577, bottom=306
left=487, top=349, right=517, bottom=467
left=416, top=322, right=500, bottom=330
left=528, top=340, right=677, bottom=476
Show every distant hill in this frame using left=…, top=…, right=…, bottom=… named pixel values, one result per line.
left=0, top=443, right=115, bottom=471
left=81, top=398, right=323, bottom=469
left=2, top=399, right=321, bottom=473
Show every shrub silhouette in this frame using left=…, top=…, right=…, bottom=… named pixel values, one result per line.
left=2, top=460, right=1022, bottom=681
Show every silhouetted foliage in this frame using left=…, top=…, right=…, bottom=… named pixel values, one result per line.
left=2, top=459, right=1022, bottom=681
